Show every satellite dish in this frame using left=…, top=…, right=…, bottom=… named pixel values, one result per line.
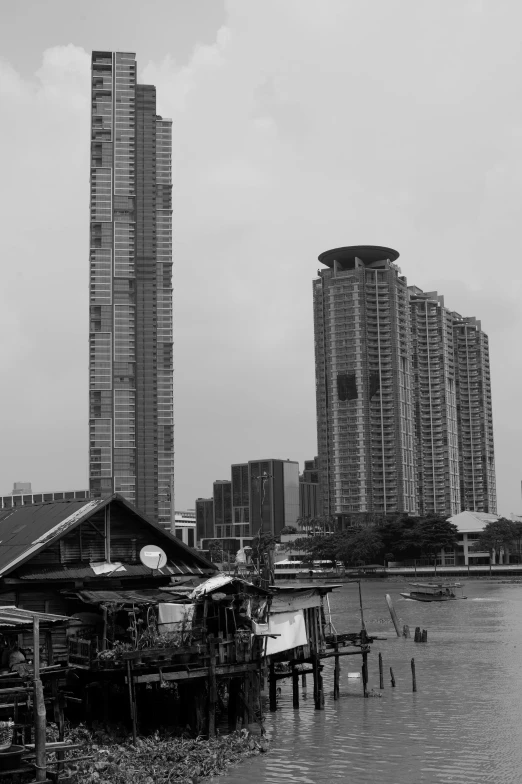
left=140, top=545, right=167, bottom=570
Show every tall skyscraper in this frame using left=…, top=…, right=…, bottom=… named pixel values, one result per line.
left=314, top=245, right=496, bottom=522
left=409, top=288, right=460, bottom=516
left=452, top=314, right=496, bottom=512
left=314, top=246, right=417, bottom=522
left=89, top=51, right=174, bottom=525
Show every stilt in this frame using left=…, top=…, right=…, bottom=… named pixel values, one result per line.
left=126, top=660, right=137, bottom=744
left=269, top=660, right=277, bottom=712
left=411, top=657, right=417, bottom=692
left=208, top=636, right=217, bottom=736
left=414, top=626, right=421, bottom=643
left=228, top=678, right=240, bottom=731
left=301, top=672, right=307, bottom=689
left=362, top=651, right=368, bottom=697
left=421, top=629, right=428, bottom=643
left=390, top=666, right=396, bottom=687
left=34, top=679, right=47, bottom=783
left=313, top=656, right=324, bottom=710
left=292, top=667, right=299, bottom=709
left=333, top=643, right=340, bottom=700
left=378, top=652, right=384, bottom=689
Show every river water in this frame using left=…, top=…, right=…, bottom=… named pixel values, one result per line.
left=218, top=580, right=522, bottom=784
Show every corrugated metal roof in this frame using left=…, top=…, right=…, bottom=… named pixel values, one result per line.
left=18, top=561, right=214, bottom=581
left=0, top=494, right=216, bottom=579
left=72, top=589, right=190, bottom=605
left=0, top=499, right=103, bottom=576
left=0, top=606, right=68, bottom=628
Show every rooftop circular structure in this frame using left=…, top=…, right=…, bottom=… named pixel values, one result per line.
left=318, top=245, right=400, bottom=269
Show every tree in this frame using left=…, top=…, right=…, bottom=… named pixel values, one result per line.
left=208, top=540, right=224, bottom=564
left=471, top=518, right=519, bottom=563
left=402, top=516, right=459, bottom=565
left=335, top=528, right=383, bottom=566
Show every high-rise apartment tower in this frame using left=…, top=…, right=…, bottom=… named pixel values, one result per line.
left=452, top=314, right=496, bottom=512
left=409, top=288, right=460, bottom=516
left=314, top=245, right=496, bottom=521
left=89, top=51, right=174, bottom=524
left=314, top=246, right=417, bottom=521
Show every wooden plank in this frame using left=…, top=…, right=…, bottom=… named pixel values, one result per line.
left=132, top=661, right=259, bottom=684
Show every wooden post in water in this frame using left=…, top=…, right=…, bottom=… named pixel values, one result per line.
left=362, top=652, right=368, bottom=697
left=301, top=672, right=307, bottom=689
left=378, top=652, right=384, bottom=689
left=390, top=667, right=396, bottom=687
left=333, top=643, right=340, bottom=700
left=292, top=667, right=299, bottom=709
left=411, top=657, right=417, bottom=692
left=421, top=629, right=428, bottom=643
left=385, top=594, right=401, bottom=637
left=402, top=624, right=410, bottom=638
left=414, top=626, right=421, bottom=643
left=269, top=660, right=277, bottom=712
left=208, top=636, right=217, bottom=736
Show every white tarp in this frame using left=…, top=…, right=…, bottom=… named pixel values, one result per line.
left=189, top=574, right=235, bottom=599
left=158, top=603, right=194, bottom=631
left=270, top=590, right=321, bottom=613
left=254, top=609, right=308, bottom=656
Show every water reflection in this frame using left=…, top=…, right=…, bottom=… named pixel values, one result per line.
left=218, top=580, right=522, bottom=784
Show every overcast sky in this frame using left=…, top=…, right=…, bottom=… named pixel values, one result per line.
left=0, top=0, right=521, bottom=515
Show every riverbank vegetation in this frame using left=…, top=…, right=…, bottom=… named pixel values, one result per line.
left=288, top=514, right=459, bottom=567
left=42, top=723, right=268, bottom=784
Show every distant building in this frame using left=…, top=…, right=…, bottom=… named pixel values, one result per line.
left=213, top=481, right=232, bottom=539
left=248, top=459, right=299, bottom=537
left=1, top=490, right=90, bottom=510
left=299, top=457, right=321, bottom=520
left=231, top=463, right=250, bottom=539
left=89, top=51, right=174, bottom=525
left=11, top=482, right=32, bottom=496
left=452, top=315, right=496, bottom=513
left=314, top=246, right=418, bottom=522
left=170, top=510, right=196, bottom=548
left=409, top=288, right=460, bottom=516
left=448, top=511, right=501, bottom=565
left=195, top=498, right=214, bottom=544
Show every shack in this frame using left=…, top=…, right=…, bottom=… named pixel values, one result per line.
left=0, top=494, right=216, bottom=664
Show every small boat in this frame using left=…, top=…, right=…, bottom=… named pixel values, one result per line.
left=400, top=582, right=467, bottom=602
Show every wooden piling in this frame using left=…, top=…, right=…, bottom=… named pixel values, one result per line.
left=390, top=666, right=396, bottom=687
left=362, top=651, right=368, bottom=697
left=333, top=644, right=340, bottom=700
left=378, top=652, right=384, bottom=689
left=269, top=660, right=277, bottom=712
left=34, top=679, right=47, bottom=782
left=126, top=659, right=138, bottom=744
left=385, top=594, right=401, bottom=637
left=228, top=678, right=240, bottom=731
left=208, top=636, right=217, bottom=736
left=414, top=626, right=421, bottom=643
left=301, top=672, right=307, bottom=689
left=292, top=667, right=299, bottom=709
left=411, top=657, right=417, bottom=692
left=312, top=655, right=324, bottom=710
left=421, top=629, right=428, bottom=643
left=402, top=624, right=410, bottom=638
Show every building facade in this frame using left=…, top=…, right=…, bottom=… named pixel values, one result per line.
left=89, top=51, right=174, bottom=525
left=248, top=459, right=300, bottom=537
left=409, top=288, right=460, bottom=516
left=314, top=246, right=496, bottom=521
left=213, top=480, right=232, bottom=539
left=299, top=457, right=321, bottom=520
left=195, top=497, right=214, bottom=544
left=314, top=246, right=417, bottom=521
left=231, top=463, right=250, bottom=539
left=452, top=315, right=496, bottom=512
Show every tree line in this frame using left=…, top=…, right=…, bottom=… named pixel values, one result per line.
left=282, top=515, right=522, bottom=567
